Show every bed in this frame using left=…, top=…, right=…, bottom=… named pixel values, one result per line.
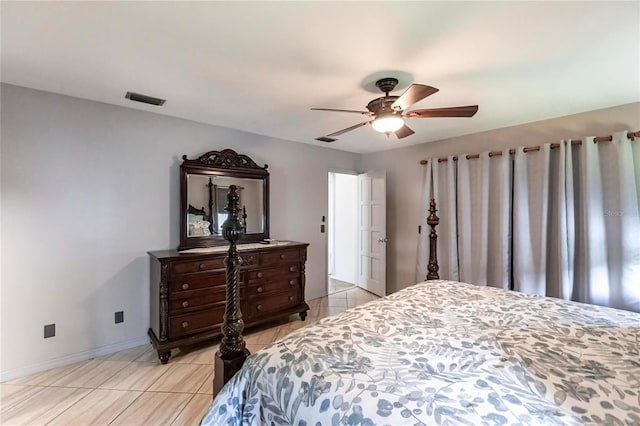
left=187, top=204, right=213, bottom=237
left=202, top=200, right=640, bottom=425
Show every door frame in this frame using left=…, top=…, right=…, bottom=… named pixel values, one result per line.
left=326, top=168, right=359, bottom=295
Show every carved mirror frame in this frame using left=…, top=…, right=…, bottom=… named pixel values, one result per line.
left=178, top=149, right=269, bottom=250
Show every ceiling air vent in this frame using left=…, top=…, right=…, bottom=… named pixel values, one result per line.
left=315, top=136, right=337, bottom=143
left=125, top=91, right=166, bottom=106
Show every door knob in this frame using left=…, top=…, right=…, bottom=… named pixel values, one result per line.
left=378, top=237, right=388, bottom=243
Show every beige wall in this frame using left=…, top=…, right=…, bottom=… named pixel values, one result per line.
left=359, top=102, right=640, bottom=293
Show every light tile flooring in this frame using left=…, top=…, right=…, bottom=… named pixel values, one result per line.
left=1, top=287, right=379, bottom=426
left=328, top=277, right=356, bottom=294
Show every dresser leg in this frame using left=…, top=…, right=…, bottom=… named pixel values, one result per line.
left=299, top=311, right=307, bottom=321
left=158, top=350, right=171, bottom=364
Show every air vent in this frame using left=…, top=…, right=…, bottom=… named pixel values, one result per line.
left=125, top=91, right=166, bottom=106
left=315, top=136, right=337, bottom=143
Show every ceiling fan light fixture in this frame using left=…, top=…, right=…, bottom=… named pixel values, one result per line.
left=371, top=115, right=404, bottom=133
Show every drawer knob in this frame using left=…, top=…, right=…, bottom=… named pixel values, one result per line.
left=289, top=279, right=295, bottom=286
left=182, top=301, right=189, bottom=308
left=280, top=254, right=285, bottom=259
left=199, top=263, right=207, bottom=270
left=289, top=266, right=295, bottom=272
left=181, top=283, right=189, bottom=290
left=257, top=286, right=263, bottom=293
left=256, top=304, right=262, bottom=311
left=181, top=321, right=189, bottom=328
left=288, top=296, right=294, bottom=301
left=256, top=272, right=263, bottom=278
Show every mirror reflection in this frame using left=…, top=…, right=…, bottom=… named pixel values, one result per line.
left=186, top=174, right=264, bottom=237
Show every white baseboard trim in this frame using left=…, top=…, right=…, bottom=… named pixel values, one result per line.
left=0, top=335, right=150, bottom=382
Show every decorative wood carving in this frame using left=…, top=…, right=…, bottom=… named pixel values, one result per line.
left=220, top=185, right=246, bottom=355
left=182, top=149, right=268, bottom=172
left=426, top=198, right=440, bottom=280
left=187, top=204, right=207, bottom=217
left=159, top=263, right=169, bottom=341
left=179, top=149, right=270, bottom=250
left=299, top=252, right=308, bottom=320
left=214, top=185, right=249, bottom=395
left=241, top=206, right=247, bottom=232
left=207, top=178, right=215, bottom=234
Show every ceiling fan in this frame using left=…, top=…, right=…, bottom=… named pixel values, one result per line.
left=311, top=77, right=478, bottom=142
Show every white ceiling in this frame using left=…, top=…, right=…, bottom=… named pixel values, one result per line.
left=2, top=1, right=639, bottom=154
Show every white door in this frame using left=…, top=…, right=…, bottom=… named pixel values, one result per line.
left=357, top=170, right=387, bottom=297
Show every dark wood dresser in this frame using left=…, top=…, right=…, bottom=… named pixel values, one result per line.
left=148, top=242, right=309, bottom=363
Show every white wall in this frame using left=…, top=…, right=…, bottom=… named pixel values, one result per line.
left=0, top=84, right=358, bottom=378
left=329, top=173, right=357, bottom=285
left=359, top=102, right=640, bottom=294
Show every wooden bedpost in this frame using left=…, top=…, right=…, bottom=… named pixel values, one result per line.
left=213, top=185, right=249, bottom=396
left=426, top=198, right=440, bottom=280
left=206, top=177, right=215, bottom=234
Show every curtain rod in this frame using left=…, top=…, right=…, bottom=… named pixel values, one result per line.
left=419, top=130, right=640, bottom=164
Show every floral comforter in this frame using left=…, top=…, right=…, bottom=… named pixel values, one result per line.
left=201, top=281, right=640, bottom=425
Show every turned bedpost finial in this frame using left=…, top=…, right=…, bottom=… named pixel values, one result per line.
left=426, top=198, right=440, bottom=280
left=241, top=206, right=247, bottom=232
left=207, top=177, right=215, bottom=235
left=214, top=184, right=249, bottom=396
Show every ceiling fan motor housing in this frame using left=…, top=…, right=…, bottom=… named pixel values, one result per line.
left=366, top=96, right=400, bottom=116
left=375, top=77, right=399, bottom=95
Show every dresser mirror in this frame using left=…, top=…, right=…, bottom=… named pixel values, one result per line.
left=178, top=149, right=269, bottom=250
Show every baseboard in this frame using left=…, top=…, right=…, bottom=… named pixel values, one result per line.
left=0, top=335, right=150, bottom=382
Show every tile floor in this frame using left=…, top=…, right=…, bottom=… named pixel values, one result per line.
left=0, top=287, right=379, bottom=426
left=328, top=277, right=356, bottom=294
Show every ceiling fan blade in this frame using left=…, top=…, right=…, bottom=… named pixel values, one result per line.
left=311, top=108, right=371, bottom=115
left=406, top=105, right=479, bottom=118
left=394, top=124, right=415, bottom=139
left=391, top=84, right=439, bottom=111
left=325, top=121, right=371, bottom=137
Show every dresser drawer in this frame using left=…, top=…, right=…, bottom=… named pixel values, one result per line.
left=248, top=289, right=299, bottom=316
left=171, top=257, right=225, bottom=275
left=169, top=287, right=227, bottom=312
left=261, top=249, right=302, bottom=265
left=248, top=277, right=298, bottom=297
left=149, top=242, right=308, bottom=364
left=169, top=274, right=227, bottom=293
left=168, top=305, right=225, bottom=338
left=246, top=265, right=299, bottom=283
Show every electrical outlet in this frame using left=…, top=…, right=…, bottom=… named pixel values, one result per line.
left=44, top=324, right=55, bottom=338
left=320, top=224, right=325, bottom=233
left=115, top=311, right=124, bottom=324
